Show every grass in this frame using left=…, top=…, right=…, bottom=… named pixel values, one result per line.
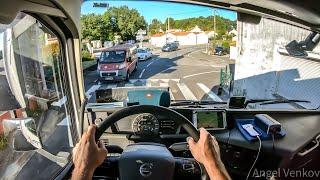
left=0, top=134, right=8, bottom=150
left=82, top=60, right=97, bottom=70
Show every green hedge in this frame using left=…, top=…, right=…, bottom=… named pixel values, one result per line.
left=82, top=50, right=94, bottom=61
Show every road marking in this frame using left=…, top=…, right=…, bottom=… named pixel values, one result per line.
left=129, top=79, right=180, bottom=83
left=85, top=84, right=101, bottom=99
left=146, top=57, right=159, bottom=67
left=139, top=69, right=146, bottom=78
left=183, top=70, right=219, bottom=79
left=177, top=83, right=197, bottom=100
left=197, top=83, right=222, bottom=102
left=211, top=65, right=225, bottom=68
left=169, top=89, right=175, bottom=100
left=187, top=49, right=204, bottom=58
left=160, top=66, right=176, bottom=73
left=159, top=83, right=169, bottom=87
left=146, top=61, right=153, bottom=67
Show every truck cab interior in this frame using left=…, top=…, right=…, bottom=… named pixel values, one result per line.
left=0, top=0, right=319, bottom=180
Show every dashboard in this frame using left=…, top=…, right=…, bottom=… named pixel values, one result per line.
left=85, top=106, right=320, bottom=179
left=109, top=108, right=227, bottom=137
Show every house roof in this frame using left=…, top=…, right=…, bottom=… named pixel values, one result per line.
left=190, top=25, right=203, bottom=33
left=172, top=31, right=190, bottom=36
left=151, top=33, right=165, bottom=37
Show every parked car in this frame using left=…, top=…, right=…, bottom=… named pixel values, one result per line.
left=136, top=48, right=152, bottom=61
left=173, top=41, right=180, bottom=46
left=97, top=44, right=138, bottom=81
left=214, top=46, right=228, bottom=56
left=162, top=43, right=178, bottom=52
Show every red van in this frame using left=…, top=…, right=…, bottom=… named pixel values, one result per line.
left=97, top=44, right=138, bottom=81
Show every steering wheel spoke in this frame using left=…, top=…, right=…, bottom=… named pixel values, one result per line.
left=174, top=157, right=202, bottom=179
left=169, top=142, right=189, bottom=152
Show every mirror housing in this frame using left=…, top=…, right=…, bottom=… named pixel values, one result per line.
left=13, top=130, right=37, bottom=151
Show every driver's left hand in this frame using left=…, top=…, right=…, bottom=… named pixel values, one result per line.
left=72, top=125, right=108, bottom=180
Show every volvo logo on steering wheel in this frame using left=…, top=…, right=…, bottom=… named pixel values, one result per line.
left=139, top=163, right=153, bottom=177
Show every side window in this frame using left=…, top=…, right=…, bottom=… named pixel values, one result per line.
left=0, top=13, right=73, bottom=178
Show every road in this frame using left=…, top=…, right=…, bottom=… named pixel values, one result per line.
left=84, top=45, right=234, bottom=102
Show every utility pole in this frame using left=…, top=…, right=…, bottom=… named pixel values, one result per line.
left=213, top=8, right=216, bottom=40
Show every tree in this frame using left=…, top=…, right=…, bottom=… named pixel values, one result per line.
left=81, top=13, right=112, bottom=41
left=103, top=6, right=147, bottom=40
left=149, top=19, right=163, bottom=35
left=146, top=15, right=236, bottom=39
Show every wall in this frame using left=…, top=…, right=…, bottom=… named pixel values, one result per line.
left=233, top=14, right=320, bottom=109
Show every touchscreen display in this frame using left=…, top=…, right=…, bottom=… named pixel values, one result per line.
left=197, top=111, right=224, bottom=129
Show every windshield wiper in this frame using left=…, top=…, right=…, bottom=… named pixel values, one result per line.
left=245, top=98, right=310, bottom=107
left=171, top=100, right=227, bottom=106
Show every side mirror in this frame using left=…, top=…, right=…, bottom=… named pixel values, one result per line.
left=5, top=118, right=42, bottom=151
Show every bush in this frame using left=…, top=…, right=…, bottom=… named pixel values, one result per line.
left=221, top=41, right=230, bottom=49
left=82, top=50, right=94, bottom=61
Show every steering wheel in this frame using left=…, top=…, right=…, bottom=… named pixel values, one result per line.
left=95, top=105, right=207, bottom=180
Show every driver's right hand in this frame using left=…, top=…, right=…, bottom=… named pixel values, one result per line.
left=72, top=125, right=108, bottom=180
left=187, top=128, right=221, bottom=165
left=187, top=128, right=231, bottom=180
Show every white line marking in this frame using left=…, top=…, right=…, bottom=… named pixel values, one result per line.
left=169, top=89, right=175, bottom=100
left=197, top=83, right=222, bottom=102
left=211, top=65, right=225, bottom=68
left=159, top=83, right=169, bottom=87
left=183, top=70, right=219, bottom=79
left=85, top=84, right=101, bottom=99
left=146, top=81, right=152, bottom=87
left=177, top=83, right=197, bottom=100
left=129, top=79, right=180, bottom=82
left=146, top=61, right=153, bottom=67
left=160, top=79, right=169, bottom=83
left=139, top=69, right=146, bottom=78
left=160, top=66, right=176, bottom=73
left=187, top=49, right=204, bottom=58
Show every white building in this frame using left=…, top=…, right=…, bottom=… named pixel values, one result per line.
left=151, top=26, right=209, bottom=47
left=206, top=31, right=217, bottom=38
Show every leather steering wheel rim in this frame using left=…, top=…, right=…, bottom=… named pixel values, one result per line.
left=95, top=105, right=200, bottom=142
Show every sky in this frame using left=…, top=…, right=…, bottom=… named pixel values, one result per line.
left=81, top=1, right=237, bottom=23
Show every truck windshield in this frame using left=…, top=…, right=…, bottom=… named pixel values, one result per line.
left=100, top=50, right=126, bottom=63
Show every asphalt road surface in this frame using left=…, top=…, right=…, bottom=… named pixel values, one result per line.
left=84, top=45, right=234, bottom=103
